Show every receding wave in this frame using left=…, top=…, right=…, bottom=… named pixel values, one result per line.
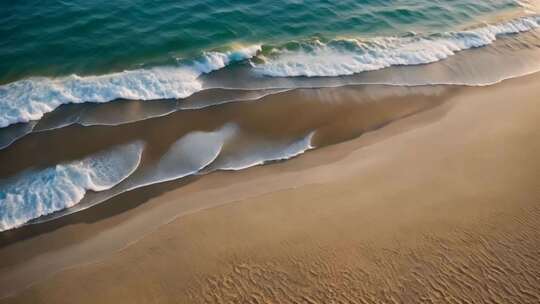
left=0, top=141, right=144, bottom=231
left=208, top=132, right=315, bottom=171
left=252, top=15, right=540, bottom=77
left=0, top=45, right=261, bottom=128
left=30, top=124, right=315, bottom=226
left=0, top=88, right=288, bottom=151
left=32, top=124, right=238, bottom=222
left=0, top=121, right=37, bottom=150
left=129, top=123, right=238, bottom=186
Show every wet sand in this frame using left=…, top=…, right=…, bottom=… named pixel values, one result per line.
left=1, top=73, right=540, bottom=303
left=0, top=84, right=450, bottom=180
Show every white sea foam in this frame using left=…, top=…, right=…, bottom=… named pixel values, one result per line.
left=0, top=141, right=144, bottom=231
left=0, top=16, right=538, bottom=129
left=253, top=15, right=540, bottom=77
left=0, top=45, right=261, bottom=128
left=37, top=123, right=238, bottom=222
left=210, top=132, right=315, bottom=171
left=30, top=126, right=315, bottom=225
left=193, top=45, right=262, bottom=73
left=135, top=123, right=238, bottom=185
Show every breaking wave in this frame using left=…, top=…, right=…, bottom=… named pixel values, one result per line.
left=0, top=141, right=144, bottom=231
left=252, top=15, right=540, bottom=77
left=1, top=15, right=540, bottom=131
left=0, top=45, right=261, bottom=128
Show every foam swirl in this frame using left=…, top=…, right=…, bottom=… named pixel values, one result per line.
left=0, top=141, right=144, bottom=231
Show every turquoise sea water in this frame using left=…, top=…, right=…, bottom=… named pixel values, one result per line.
left=1, top=0, right=540, bottom=231
left=0, top=0, right=523, bottom=82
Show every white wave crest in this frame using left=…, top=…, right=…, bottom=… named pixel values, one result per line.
left=0, top=45, right=261, bottom=128
left=193, top=45, right=262, bottom=73
left=0, top=141, right=144, bottom=231
left=253, top=15, right=540, bottom=77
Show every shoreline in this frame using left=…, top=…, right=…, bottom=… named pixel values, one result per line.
left=1, top=72, right=540, bottom=302
left=0, top=82, right=455, bottom=232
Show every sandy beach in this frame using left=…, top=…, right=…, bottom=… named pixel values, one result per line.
left=0, top=72, right=540, bottom=303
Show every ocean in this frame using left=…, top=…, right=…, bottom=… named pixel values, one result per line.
left=1, top=0, right=540, bottom=231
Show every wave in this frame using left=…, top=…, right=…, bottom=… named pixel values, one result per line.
left=32, top=124, right=238, bottom=223
left=209, top=132, right=315, bottom=171
left=0, top=121, right=37, bottom=150
left=0, top=45, right=261, bottom=129
left=131, top=123, right=238, bottom=186
left=252, top=15, right=540, bottom=77
left=29, top=125, right=315, bottom=226
left=0, top=88, right=292, bottom=152
left=0, top=141, right=144, bottom=231
left=1, top=15, right=539, bottom=133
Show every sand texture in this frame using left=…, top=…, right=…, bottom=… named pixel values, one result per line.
left=1, top=73, right=540, bottom=303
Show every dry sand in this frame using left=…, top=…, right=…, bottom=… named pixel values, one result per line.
left=1, top=73, right=540, bottom=303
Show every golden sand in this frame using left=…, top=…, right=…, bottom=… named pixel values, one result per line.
left=1, top=73, right=540, bottom=303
